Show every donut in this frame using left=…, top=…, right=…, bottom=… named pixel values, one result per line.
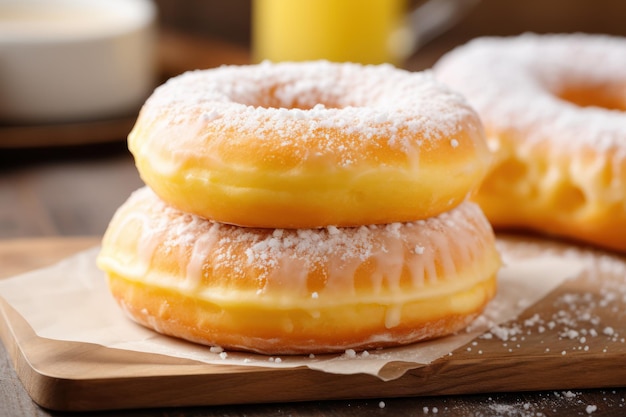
left=434, top=34, right=626, bottom=253
left=128, top=61, right=490, bottom=228
left=96, top=187, right=500, bottom=355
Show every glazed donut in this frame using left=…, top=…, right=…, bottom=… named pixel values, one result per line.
left=96, top=187, right=500, bottom=355
left=128, top=61, right=490, bottom=228
left=434, top=34, right=626, bottom=252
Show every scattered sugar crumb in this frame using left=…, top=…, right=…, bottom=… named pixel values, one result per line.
left=344, top=349, right=357, bottom=358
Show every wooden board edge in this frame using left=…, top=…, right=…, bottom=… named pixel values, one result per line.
left=3, top=287, right=626, bottom=412
left=1, top=237, right=626, bottom=411
left=0, top=298, right=61, bottom=410
left=0, top=296, right=271, bottom=411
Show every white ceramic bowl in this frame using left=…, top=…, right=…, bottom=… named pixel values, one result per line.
left=0, top=0, right=157, bottom=123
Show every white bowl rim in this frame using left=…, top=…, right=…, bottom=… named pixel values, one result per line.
left=0, top=0, right=157, bottom=44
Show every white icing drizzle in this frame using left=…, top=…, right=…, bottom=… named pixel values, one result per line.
left=434, top=33, right=626, bottom=153
left=384, top=305, right=403, bottom=329
left=98, top=187, right=497, bottom=309
left=184, top=231, right=219, bottom=291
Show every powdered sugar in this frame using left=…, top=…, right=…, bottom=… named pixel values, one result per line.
left=102, top=187, right=497, bottom=304
left=461, top=236, right=626, bottom=360
left=137, top=60, right=479, bottom=167
left=434, top=33, right=626, bottom=153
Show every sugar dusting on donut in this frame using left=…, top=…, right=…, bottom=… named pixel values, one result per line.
left=138, top=61, right=481, bottom=168
left=434, top=33, right=626, bottom=153
left=128, top=61, right=492, bottom=228
left=100, top=187, right=495, bottom=306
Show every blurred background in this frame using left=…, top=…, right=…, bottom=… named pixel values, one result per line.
left=154, top=0, right=626, bottom=69
left=4, top=0, right=626, bottom=147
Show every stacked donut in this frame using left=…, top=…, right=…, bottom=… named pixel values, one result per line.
left=434, top=33, right=626, bottom=253
left=97, top=61, right=501, bottom=354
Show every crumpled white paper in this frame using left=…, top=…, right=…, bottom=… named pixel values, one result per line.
left=0, top=242, right=586, bottom=381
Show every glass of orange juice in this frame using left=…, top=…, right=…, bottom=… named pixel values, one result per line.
left=252, top=0, right=478, bottom=66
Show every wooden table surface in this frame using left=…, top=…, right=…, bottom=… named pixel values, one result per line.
left=2, top=32, right=626, bottom=417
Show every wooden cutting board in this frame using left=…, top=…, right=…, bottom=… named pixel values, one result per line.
left=1, top=237, right=626, bottom=412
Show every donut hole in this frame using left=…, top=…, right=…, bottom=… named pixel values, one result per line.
left=557, top=86, right=626, bottom=111
left=239, top=83, right=347, bottom=110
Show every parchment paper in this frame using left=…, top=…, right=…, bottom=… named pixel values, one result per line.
left=0, top=244, right=586, bottom=381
